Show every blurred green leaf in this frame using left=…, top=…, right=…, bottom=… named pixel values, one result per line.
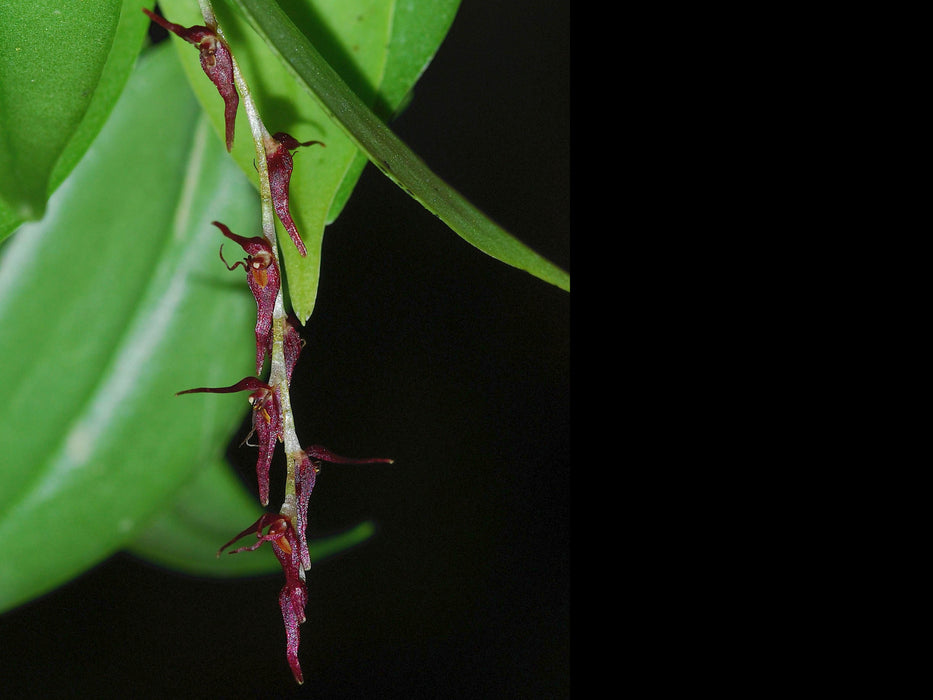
left=156, top=0, right=461, bottom=322
left=0, top=0, right=151, bottom=229
left=0, top=44, right=259, bottom=612
left=129, top=457, right=280, bottom=577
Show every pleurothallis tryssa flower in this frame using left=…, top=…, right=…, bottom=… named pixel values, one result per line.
left=142, top=8, right=238, bottom=151
left=177, top=377, right=281, bottom=507
left=213, top=221, right=279, bottom=375
left=264, top=132, right=324, bottom=257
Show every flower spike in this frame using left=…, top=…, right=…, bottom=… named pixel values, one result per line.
left=142, top=9, right=238, bottom=150
left=213, top=221, right=279, bottom=374
left=177, top=377, right=281, bottom=506
left=152, top=9, right=392, bottom=683
left=264, top=132, right=324, bottom=256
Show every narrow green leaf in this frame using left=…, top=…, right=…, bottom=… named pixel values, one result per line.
left=322, top=0, right=463, bottom=224
left=308, top=520, right=376, bottom=561
left=0, top=0, right=150, bottom=226
left=155, top=0, right=463, bottom=321
left=232, top=0, right=570, bottom=293
left=0, top=44, right=258, bottom=613
left=128, top=455, right=376, bottom=576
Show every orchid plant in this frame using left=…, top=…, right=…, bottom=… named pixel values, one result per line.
left=0, top=0, right=569, bottom=685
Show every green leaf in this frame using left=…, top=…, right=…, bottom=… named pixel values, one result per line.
left=128, top=457, right=279, bottom=576
left=318, top=0, right=464, bottom=224
left=232, top=0, right=570, bottom=294
left=0, top=0, right=151, bottom=229
left=0, top=200, right=22, bottom=242
left=0, top=44, right=259, bottom=613
left=128, top=455, right=376, bottom=576
left=155, top=0, right=462, bottom=322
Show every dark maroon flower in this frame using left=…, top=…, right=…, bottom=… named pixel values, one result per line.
left=177, top=377, right=281, bottom=506
left=278, top=575, right=308, bottom=685
left=292, top=453, right=318, bottom=573
left=213, top=221, right=279, bottom=374
left=218, top=513, right=307, bottom=684
left=142, top=9, right=238, bottom=151
left=293, top=446, right=393, bottom=570
left=264, top=132, right=324, bottom=257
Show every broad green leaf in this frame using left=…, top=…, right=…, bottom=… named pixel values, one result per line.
left=46, top=2, right=154, bottom=204
left=128, top=455, right=376, bottom=576
left=0, top=44, right=259, bottom=613
left=0, top=200, right=22, bottom=242
left=155, top=0, right=461, bottom=322
left=233, top=0, right=570, bottom=293
left=0, top=0, right=151, bottom=229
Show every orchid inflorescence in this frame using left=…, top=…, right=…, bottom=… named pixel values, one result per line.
left=146, top=6, right=391, bottom=685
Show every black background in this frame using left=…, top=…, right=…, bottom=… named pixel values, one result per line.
left=0, top=1, right=569, bottom=697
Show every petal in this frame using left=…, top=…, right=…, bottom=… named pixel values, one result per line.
left=176, top=376, right=270, bottom=396
left=278, top=583, right=307, bottom=684
left=216, top=513, right=285, bottom=556
left=293, top=453, right=319, bottom=571
left=284, top=314, right=305, bottom=385
left=252, top=387, right=282, bottom=507
left=290, top=447, right=391, bottom=572
left=304, top=445, right=394, bottom=466
left=212, top=221, right=271, bottom=259
left=197, top=37, right=238, bottom=151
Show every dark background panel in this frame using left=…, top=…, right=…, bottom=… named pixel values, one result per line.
left=0, top=1, right=570, bottom=697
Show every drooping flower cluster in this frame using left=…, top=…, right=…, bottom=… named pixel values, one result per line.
left=148, top=8, right=392, bottom=685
